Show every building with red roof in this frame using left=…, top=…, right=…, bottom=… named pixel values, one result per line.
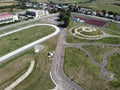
left=0, top=12, right=18, bottom=24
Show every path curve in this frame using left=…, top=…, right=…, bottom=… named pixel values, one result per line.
left=4, top=60, right=35, bottom=90
left=65, top=42, right=120, bottom=80
left=0, top=24, right=60, bottom=62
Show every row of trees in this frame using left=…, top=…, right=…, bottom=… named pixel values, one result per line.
left=59, top=9, right=71, bottom=27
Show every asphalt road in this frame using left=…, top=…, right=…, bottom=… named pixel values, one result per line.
left=51, top=27, right=84, bottom=90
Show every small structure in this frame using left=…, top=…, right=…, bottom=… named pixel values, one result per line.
left=48, top=52, right=54, bottom=57
left=26, top=9, right=49, bottom=18
left=103, top=71, right=115, bottom=80
left=34, top=44, right=44, bottom=53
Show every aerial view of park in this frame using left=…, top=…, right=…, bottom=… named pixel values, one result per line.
left=0, top=0, right=120, bottom=90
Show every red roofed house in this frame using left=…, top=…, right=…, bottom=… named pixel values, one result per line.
left=0, top=12, right=18, bottom=24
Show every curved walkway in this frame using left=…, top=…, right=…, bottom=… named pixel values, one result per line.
left=51, top=28, right=84, bottom=90
left=0, top=24, right=60, bottom=62
left=4, top=60, right=35, bottom=90
left=70, top=26, right=120, bottom=40
left=100, top=50, right=120, bottom=80
left=70, top=27, right=104, bottom=40
left=66, top=42, right=120, bottom=80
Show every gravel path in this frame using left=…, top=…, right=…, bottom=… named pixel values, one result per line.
left=65, top=42, right=120, bottom=80
left=4, top=60, right=35, bottom=90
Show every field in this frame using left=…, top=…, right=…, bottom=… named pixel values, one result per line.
left=64, top=11, right=120, bottom=89
left=0, top=25, right=55, bottom=56
left=0, top=35, right=58, bottom=90
left=0, top=0, right=22, bottom=13
left=64, top=47, right=105, bottom=90
left=83, top=46, right=120, bottom=63
left=64, top=47, right=120, bottom=90
left=29, top=0, right=91, bottom=3
left=108, top=22, right=120, bottom=32
left=0, top=0, right=18, bottom=7
left=106, top=53, right=120, bottom=89
left=0, top=20, right=46, bottom=34
left=79, top=0, right=120, bottom=14
left=0, top=52, right=33, bottom=89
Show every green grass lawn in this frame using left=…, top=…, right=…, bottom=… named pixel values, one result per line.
left=64, top=47, right=120, bottom=90
left=0, top=25, right=55, bottom=56
left=0, top=20, right=46, bottom=35
left=79, top=0, right=120, bottom=14
left=108, top=23, right=120, bottom=32
left=84, top=5, right=120, bottom=14
left=106, top=53, right=120, bottom=89
left=80, top=30, right=102, bottom=36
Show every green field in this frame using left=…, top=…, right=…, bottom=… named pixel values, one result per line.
left=64, top=47, right=120, bottom=90
left=0, top=36, right=58, bottom=90
left=0, top=20, right=47, bottom=34
left=80, top=30, right=102, bottom=36
left=0, top=25, right=55, bottom=56
left=108, top=23, right=120, bottom=32
left=79, top=0, right=120, bottom=14
left=106, top=53, right=120, bottom=89
left=64, top=47, right=101, bottom=90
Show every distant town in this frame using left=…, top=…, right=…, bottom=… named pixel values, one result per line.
left=0, top=0, right=120, bottom=26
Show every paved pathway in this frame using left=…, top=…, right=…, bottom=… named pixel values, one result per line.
left=50, top=27, right=84, bottom=90
left=65, top=42, right=120, bottom=80
left=4, top=60, right=35, bottom=90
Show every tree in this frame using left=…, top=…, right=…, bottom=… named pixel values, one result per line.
left=66, top=11, right=71, bottom=17
left=59, top=12, right=65, bottom=20
left=63, top=15, right=70, bottom=27
left=58, top=10, right=71, bottom=27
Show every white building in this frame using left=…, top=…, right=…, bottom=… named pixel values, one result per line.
left=0, top=12, right=18, bottom=24
left=26, top=9, right=49, bottom=18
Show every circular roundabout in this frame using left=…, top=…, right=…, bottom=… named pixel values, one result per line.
left=70, top=26, right=104, bottom=40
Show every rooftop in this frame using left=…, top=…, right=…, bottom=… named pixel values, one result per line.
left=0, top=13, right=12, bottom=18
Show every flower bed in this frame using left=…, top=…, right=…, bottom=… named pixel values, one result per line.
left=71, top=16, right=106, bottom=26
